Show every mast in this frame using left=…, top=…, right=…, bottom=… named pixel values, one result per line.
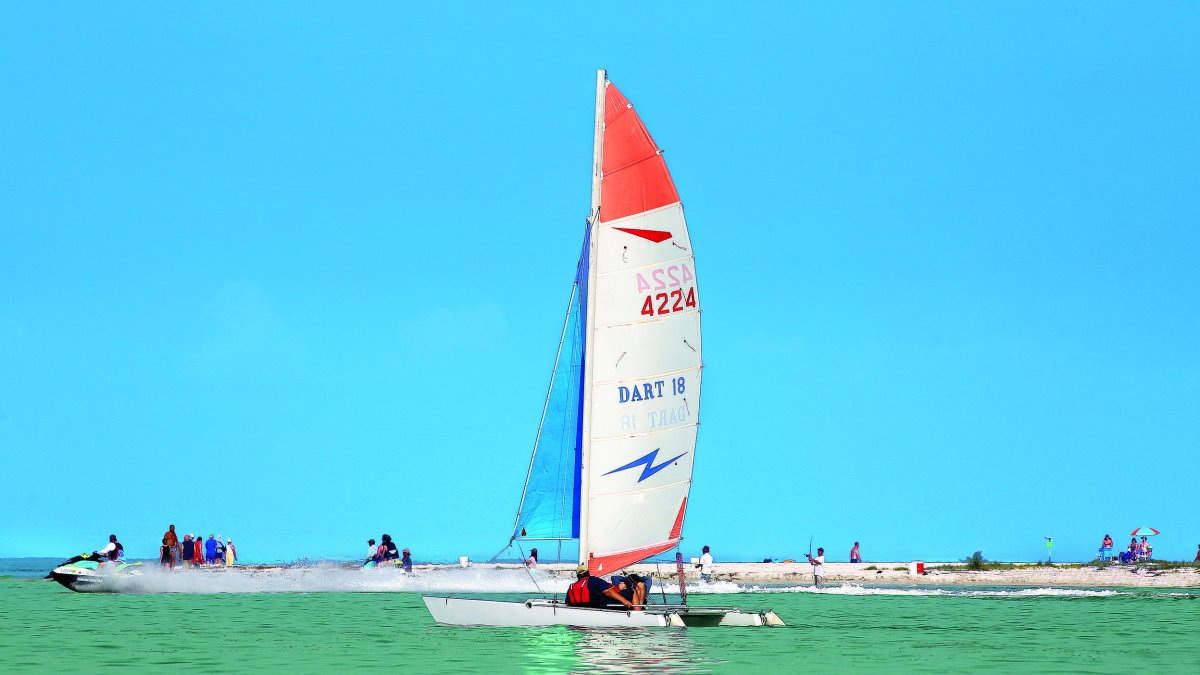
left=577, top=68, right=606, bottom=564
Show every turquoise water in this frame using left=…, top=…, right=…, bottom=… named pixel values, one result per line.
left=3, top=561, right=1199, bottom=673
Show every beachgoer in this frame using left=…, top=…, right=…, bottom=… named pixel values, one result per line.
left=95, top=534, right=122, bottom=569
left=401, top=548, right=413, bottom=573
left=193, top=535, right=204, bottom=566
left=225, top=539, right=236, bottom=567
left=1128, top=537, right=1139, bottom=561
left=160, top=538, right=173, bottom=569
left=806, top=547, right=826, bottom=588
left=850, top=542, right=861, bottom=563
left=214, top=537, right=226, bottom=565
left=205, top=534, right=218, bottom=564
left=1195, top=545, right=1200, bottom=562
left=385, top=535, right=400, bottom=561
left=695, top=545, right=714, bottom=583
left=180, top=534, right=193, bottom=569
left=526, top=548, right=538, bottom=568
left=1100, top=534, right=1114, bottom=560
left=1139, top=536, right=1150, bottom=560
left=565, top=565, right=634, bottom=610
left=164, top=525, right=180, bottom=566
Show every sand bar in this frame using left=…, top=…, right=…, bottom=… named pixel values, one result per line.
left=481, top=561, right=1200, bottom=588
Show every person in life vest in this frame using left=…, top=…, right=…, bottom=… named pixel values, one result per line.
left=95, top=534, right=123, bottom=569
left=565, top=564, right=636, bottom=610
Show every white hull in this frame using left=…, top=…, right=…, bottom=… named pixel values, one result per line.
left=423, top=597, right=784, bottom=628
left=424, top=597, right=682, bottom=627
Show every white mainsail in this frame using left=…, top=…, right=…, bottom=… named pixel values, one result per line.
left=580, top=74, right=702, bottom=573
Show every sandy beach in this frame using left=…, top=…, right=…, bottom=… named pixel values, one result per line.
left=486, top=561, right=1200, bottom=588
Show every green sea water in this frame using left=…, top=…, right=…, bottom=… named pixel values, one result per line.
left=2, top=578, right=1198, bottom=673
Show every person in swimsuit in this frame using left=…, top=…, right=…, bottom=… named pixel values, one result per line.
left=850, top=542, right=861, bottom=563
left=160, top=538, right=174, bottom=569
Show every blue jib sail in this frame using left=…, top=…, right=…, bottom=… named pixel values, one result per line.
left=514, top=240, right=588, bottom=541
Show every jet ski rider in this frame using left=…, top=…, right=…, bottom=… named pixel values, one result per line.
left=96, top=534, right=123, bottom=568
left=565, top=564, right=636, bottom=611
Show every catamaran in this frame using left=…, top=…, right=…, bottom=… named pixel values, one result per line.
left=423, top=71, right=782, bottom=628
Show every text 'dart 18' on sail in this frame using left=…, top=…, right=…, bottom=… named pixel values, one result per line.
left=583, top=79, right=701, bottom=574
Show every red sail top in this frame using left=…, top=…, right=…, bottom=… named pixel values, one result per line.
left=600, top=83, right=680, bottom=223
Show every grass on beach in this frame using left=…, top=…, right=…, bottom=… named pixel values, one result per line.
left=931, top=555, right=1200, bottom=573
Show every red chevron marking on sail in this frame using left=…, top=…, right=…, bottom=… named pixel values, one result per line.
left=614, top=227, right=672, bottom=243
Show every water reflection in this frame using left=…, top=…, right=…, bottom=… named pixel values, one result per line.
left=517, top=625, right=711, bottom=674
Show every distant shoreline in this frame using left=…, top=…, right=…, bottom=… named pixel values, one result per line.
left=512, top=561, right=1200, bottom=588
left=8, top=558, right=1198, bottom=588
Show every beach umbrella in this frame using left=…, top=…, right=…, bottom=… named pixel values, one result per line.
left=1130, top=527, right=1160, bottom=537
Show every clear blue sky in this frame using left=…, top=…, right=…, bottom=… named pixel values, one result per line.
left=2, top=3, right=1196, bottom=564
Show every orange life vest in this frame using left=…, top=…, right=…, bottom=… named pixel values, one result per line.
left=566, top=577, right=591, bottom=606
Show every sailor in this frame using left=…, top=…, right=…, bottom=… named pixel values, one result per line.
left=615, top=573, right=649, bottom=609
left=565, top=564, right=635, bottom=611
left=401, top=548, right=413, bottom=573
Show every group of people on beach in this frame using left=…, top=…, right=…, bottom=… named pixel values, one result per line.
left=366, top=534, right=413, bottom=572
left=1098, top=534, right=1154, bottom=563
left=160, top=524, right=237, bottom=569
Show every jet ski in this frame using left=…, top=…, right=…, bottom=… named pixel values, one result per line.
left=47, top=553, right=143, bottom=592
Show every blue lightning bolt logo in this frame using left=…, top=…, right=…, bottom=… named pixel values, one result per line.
left=603, top=448, right=687, bottom=483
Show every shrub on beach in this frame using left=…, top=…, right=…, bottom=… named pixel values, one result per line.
left=963, top=551, right=986, bottom=570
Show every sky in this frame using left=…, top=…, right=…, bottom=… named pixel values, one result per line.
left=1, top=2, right=1197, bottom=564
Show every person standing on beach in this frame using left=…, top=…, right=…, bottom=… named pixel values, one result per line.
left=163, top=525, right=179, bottom=567
left=181, top=534, right=193, bottom=569
left=695, top=546, right=714, bottom=583
left=225, top=539, right=236, bottom=567
left=205, top=534, right=218, bottom=565
left=214, top=537, right=226, bottom=565
left=850, top=542, right=861, bottom=563
left=806, top=547, right=826, bottom=588
left=159, top=538, right=174, bottom=569
left=193, top=535, right=204, bottom=566
left=1195, top=545, right=1200, bottom=562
